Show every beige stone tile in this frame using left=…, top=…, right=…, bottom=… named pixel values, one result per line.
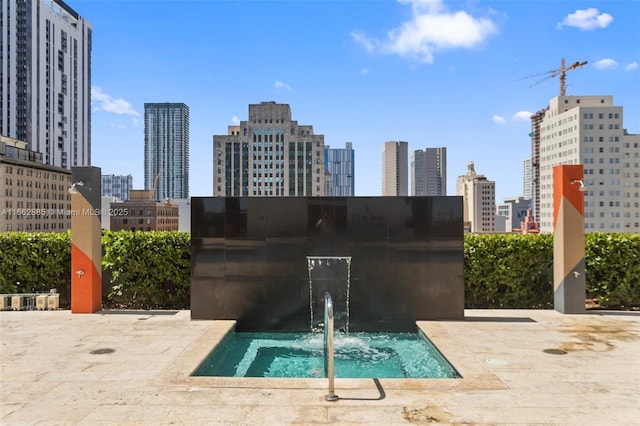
left=2, top=309, right=639, bottom=425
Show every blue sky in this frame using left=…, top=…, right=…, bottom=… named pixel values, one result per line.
left=80, top=0, right=639, bottom=201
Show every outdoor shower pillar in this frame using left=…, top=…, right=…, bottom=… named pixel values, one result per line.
left=70, top=166, right=102, bottom=313
left=553, top=164, right=586, bottom=314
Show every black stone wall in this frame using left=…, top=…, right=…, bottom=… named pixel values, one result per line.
left=191, top=197, right=464, bottom=331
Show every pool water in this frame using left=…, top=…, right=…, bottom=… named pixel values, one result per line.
left=192, top=331, right=460, bottom=379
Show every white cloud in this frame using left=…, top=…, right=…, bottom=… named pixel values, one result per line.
left=625, top=62, right=638, bottom=72
left=91, top=86, right=140, bottom=116
left=593, top=58, right=619, bottom=70
left=492, top=115, right=506, bottom=124
left=274, top=80, right=292, bottom=91
left=351, top=31, right=376, bottom=53
left=557, top=8, right=613, bottom=31
left=231, top=115, right=240, bottom=125
left=352, top=0, right=497, bottom=64
left=360, top=67, right=369, bottom=75
left=512, top=111, right=533, bottom=122
left=398, top=0, right=444, bottom=14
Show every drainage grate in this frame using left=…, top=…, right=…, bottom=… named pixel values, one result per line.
left=542, top=349, right=567, bottom=355
left=90, top=348, right=115, bottom=355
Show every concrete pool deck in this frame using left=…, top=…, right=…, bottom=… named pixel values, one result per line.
left=1, top=309, right=638, bottom=425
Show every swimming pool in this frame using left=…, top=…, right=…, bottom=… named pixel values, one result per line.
left=192, top=330, right=460, bottom=379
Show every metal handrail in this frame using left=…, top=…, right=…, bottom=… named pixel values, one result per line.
left=324, top=292, right=339, bottom=401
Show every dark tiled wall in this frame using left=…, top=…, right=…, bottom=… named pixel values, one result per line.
left=191, top=197, right=464, bottom=331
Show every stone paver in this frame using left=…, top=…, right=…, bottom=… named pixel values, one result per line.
left=1, top=309, right=638, bottom=425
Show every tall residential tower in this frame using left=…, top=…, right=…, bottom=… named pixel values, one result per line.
left=523, top=157, right=533, bottom=200
left=213, top=101, right=325, bottom=196
left=144, top=103, right=189, bottom=200
left=325, top=142, right=355, bottom=196
left=411, top=147, right=447, bottom=196
left=1, top=0, right=92, bottom=169
left=382, top=141, right=408, bottom=196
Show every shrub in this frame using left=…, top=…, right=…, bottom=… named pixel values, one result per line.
left=0, top=232, right=72, bottom=303
left=464, top=234, right=554, bottom=308
left=102, top=230, right=190, bottom=309
left=585, top=232, right=640, bottom=307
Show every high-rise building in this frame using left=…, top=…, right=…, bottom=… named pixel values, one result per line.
left=144, top=103, right=189, bottom=201
left=534, top=95, right=639, bottom=233
left=381, top=141, right=408, bottom=196
left=529, top=109, right=546, bottom=223
left=1, top=0, right=92, bottom=170
left=411, top=147, right=447, bottom=196
left=213, top=101, right=325, bottom=196
left=325, top=142, right=354, bottom=196
left=456, top=161, right=495, bottom=233
left=102, top=174, right=133, bottom=201
left=523, top=157, right=532, bottom=200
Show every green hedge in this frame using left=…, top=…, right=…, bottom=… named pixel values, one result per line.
left=102, top=230, right=190, bottom=309
left=0, top=231, right=638, bottom=310
left=0, top=231, right=72, bottom=304
left=0, top=231, right=190, bottom=310
left=464, top=234, right=554, bottom=308
left=585, top=232, right=640, bottom=307
left=462, top=232, right=640, bottom=308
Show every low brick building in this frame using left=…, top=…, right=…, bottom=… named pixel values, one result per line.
left=110, top=190, right=179, bottom=232
left=1, top=136, right=72, bottom=232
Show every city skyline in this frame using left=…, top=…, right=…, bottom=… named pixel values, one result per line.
left=82, top=0, right=639, bottom=202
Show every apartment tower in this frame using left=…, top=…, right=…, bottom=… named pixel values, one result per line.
left=534, top=95, right=639, bottom=233
left=213, top=101, right=325, bottom=196
left=1, top=0, right=92, bottom=169
left=325, top=142, right=355, bottom=196
left=382, top=141, right=408, bottom=196
left=523, top=157, right=533, bottom=200
left=411, top=147, right=447, bottom=196
left=144, top=103, right=189, bottom=201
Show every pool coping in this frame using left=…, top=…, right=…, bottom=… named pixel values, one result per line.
left=157, top=320, right=509, bottom=391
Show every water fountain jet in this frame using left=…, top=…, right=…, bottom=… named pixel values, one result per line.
left=307, top=256, right=351, bottom=333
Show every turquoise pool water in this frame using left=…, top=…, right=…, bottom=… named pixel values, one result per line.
left=193, top=331, right=460, bottom=379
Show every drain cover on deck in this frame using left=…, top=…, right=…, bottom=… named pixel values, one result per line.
left=90, top=348, right=115, bottom=355
left=542, top=349, right=567, bottom=355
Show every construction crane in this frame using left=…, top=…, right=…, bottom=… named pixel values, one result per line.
left=151, top=172, right=161, bottom=201
left=524, top=58, right=588, bottom=96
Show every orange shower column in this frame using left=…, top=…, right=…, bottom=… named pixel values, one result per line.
left=552, top=164, right=586, bottom=314
left=70, top=167, right=102, bottom=313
